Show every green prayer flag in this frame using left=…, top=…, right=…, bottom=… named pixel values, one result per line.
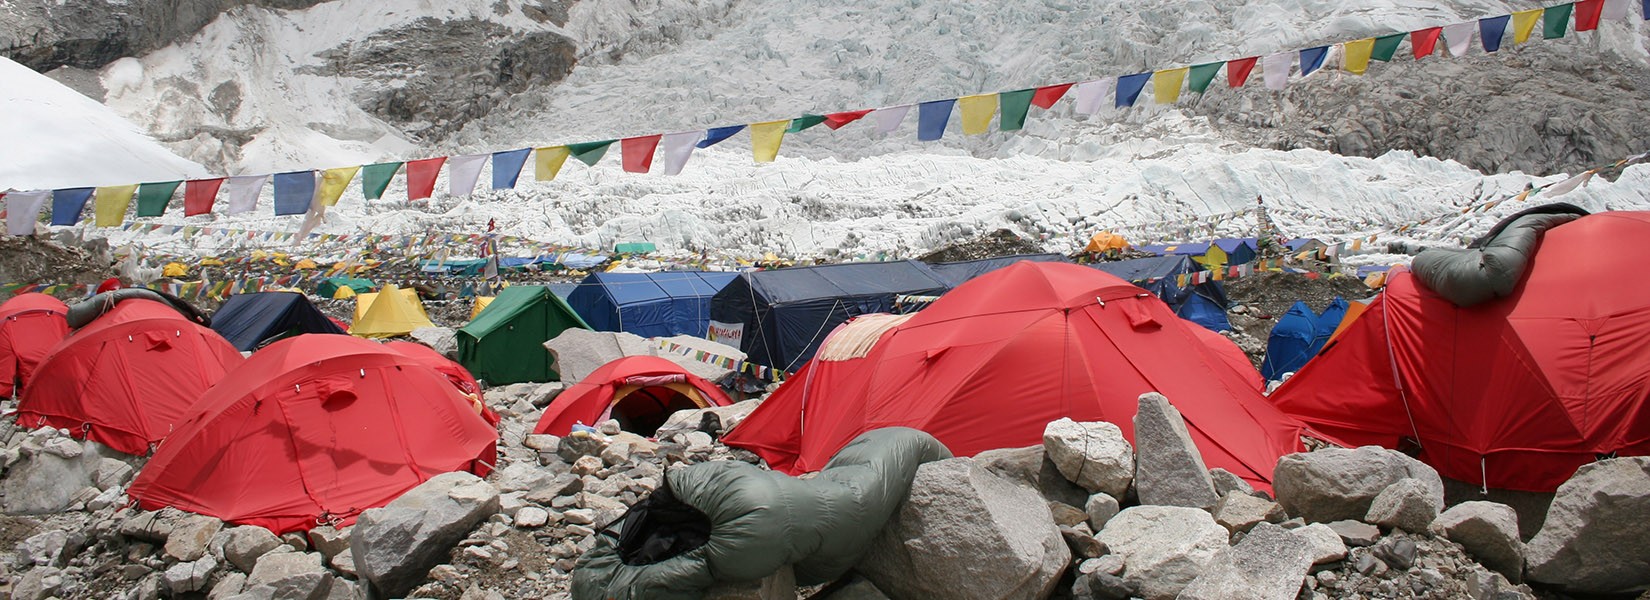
left=1371, top=33, right=1407, bottom=62
left=361, top=162, right=403, bottom=201
left=134, top=181, right=182, bottom=217
left=787, top=115, right=826, bottom=133
left=1543, top=3, right=1573, bottom=39
left=998, top=89, right=1035, bottom=131
left=568, top=140, right=615, bottom=167
left=1187, top=62, right=1223, bottom=94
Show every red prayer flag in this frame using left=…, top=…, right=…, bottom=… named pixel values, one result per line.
left=1227, top=57, right=1259, bottom=87
left=1030, top=83, right=1074, bottom=109
left=823, top=110, right=874, bottom=130
left=621, top=135, right=662, bottom=174
left=1412, top=27, right=1443, bottom=58
left=406, top=157, right=447, bottom=200
left=1575, top=0, right=1605, bottom=30
left=183, top=178, right=225, bottom=216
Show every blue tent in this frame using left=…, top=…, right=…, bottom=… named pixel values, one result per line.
left=709, top=261, right=951, bottom=370
left=1211, top=238, right=1259, bottom=265
left=1135, top=242, right=1213, bottom=257
left=210, top=292, right=347, bottom=351
left=926, top=253, right=1072, bottom=287
left=1092, top=255, right=1232, bottom=332
left=566, top=271, right=739, bottom=338
left=1260, top=297, right=1349, bottom=381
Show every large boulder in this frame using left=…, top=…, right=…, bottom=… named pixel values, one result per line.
left=165, top=515, right=224, bottom=562
left=1364, top=478, right=1443, bottom=533
left=409, top=327, right=458, bottom=359
left=163, top=556, right=220, bottom=595
left=543, top=329, right=655, bottom=383
left=1094, top=506, right=1227, bottom=600
left=351, top=472, right=501, bottom=599
left=974, top=445, right=1091, bottom=507
left=1131, top=393, right=1218, bottom=509
left=1272, top=446, right=1442, bottom=524
left=1432, top=501, right=1523, bottom=583
left=656, top=399, right=763, bottom=440
left=1, top=439, right=99, bottom=514
left=247, top=552, right=332, bottom=599
left=1525, top=457, right=1650, bottom=595
left=1178, top=523, right=1314, bottom=600
left=858, top=458, right=1069, bottom=600
left=222, top=526, right=283, bottom=573
left=1041, top=419, right=1133, bottom=498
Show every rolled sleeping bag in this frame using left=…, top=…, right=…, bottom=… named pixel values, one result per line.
left=66, top=288, right=212, bottom=329
left=571, top=427, right=953, bottom=600
left=1410, top=204, right=1586, bottom=307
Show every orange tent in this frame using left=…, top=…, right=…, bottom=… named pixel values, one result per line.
left=1085, top=231, right=1131, bottom=253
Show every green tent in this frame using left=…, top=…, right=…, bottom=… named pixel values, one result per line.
left=458, top=285, right=590, bottom=384
left=316, top=277, right=376, bottom=299
left=614, top=242, right=657, bottom=254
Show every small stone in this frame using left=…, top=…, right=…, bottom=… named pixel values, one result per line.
left=571, top=455, right=603, bottom=476
left=1293, top=523, right=1348, bottom=565
left=1084, top=493, right=1121, bottom=529
left=1352, top=552, right=1387, bottom=576
left=165, top=516, right=224, bottom=562
left=281, top=531, right=309, bottom=551
left=1374, top=536, right=1418, bottom=570
left=1209, top=468, right=1257, bottom=498
left=222, top=526, right=283, bottom=573
left=1212, top=492, right=1286, bottom=534
left=562, top=508, right=595, bottom=525
left=306, top=526, right=351, bottom=562
left=1049, top=501, right=1089, bottom=527
left=523, top=434, right=560, bottom=452
left=515, top=507, right=550, bottom=528
left=1325, top=520, right=1381, bottom=547
left=1060, top=526, right=1106, bottom=558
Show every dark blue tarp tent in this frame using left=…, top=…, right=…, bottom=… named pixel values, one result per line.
left=926, top=254, right=1072, bottom=287
left=566, top=271, right=739, bottom=338
left=210, top=292, right=347, bottom=351
left=1260, top=297, right=1349, bottom=381
left=1092, top=256, right=1232, bottom=332
left=1212, top=238, right=1259, bottom=265
left=709, top=261, right=951, bottom=370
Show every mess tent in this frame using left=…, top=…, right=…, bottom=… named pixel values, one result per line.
left=210, top=291, right=347, bottom=351
left=1269, top=207, right=1650, bottom=492
left=708, top=260, right=951, bottom=371
left=566, top=271, right=738, bottom=338
left=0, top=293, right=69, bottom=398
left=18, top=296, right=244, bottom=455
left=126, top=335, right=499, bottom=534
left=535, top=355, right=733, bottom=436
left=458, top=285, right=590, bottom=385
left=724, top=261, right=1312, bottom=490
left=924, top=254, right=1072, bottom=288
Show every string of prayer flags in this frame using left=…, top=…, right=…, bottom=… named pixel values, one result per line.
left=272, top=171, right=315, bottom=216
left=491, top=149, right=531, bottom=189
left=224, top=175, right=263, bottom=215
left=749, top=120, right=789, bottom=162
left=135, top=181, right=182, bottom=218
left=406, top=157, right=446, bottom=200
left=360, top=162, right=402, bottom=200
left=51, top=188, right=93, bottom=226
left=997, top=89, right=1035, bottom=131
left=620, top=135, right=661, bottom=173
left=957, top=94, right=998, bottom=134
left=319, top=166, right=359, bottom=207
left=1481, top=15, right=1511, bottom=52
left=533, top=147, right=570, bottom=182
left=916, top=99, right=955, bottom=141
left=93, top=185, right=137, bottom=227
left=658, top=131, right=701, bottom=175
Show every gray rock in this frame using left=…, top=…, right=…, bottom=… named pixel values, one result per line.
left=1373, top=536, right=1418, bottom=570
left=409, top=327, right=458, bottom=358
left=529, top=382, right=567, bottom=408
left=351, top=471, right=501, bottom=599
left=522, top=434, right=560, bottom=452
left=1352, top=551, right=1387, bottom=577
left=330, top=548, right=357, bottom=578
left=248, top=552, right=331, bottom=599
left=96, top=457, right=136, bottom=489
left=209, top=572, right=248, bottom=600
left=1061, top=525, right=1106, bottom=559
left=222, top=526, right=283, bottom=573
left=1210, top=468, right=1257, bottom=498
left=1049, top=501, right=1089, bottom=528
left=166, top=515, right=224, bottom=562
left=1042, top=418, right=1133, bottom=497
left=1212, top=492, right=1285, bottom=534
left=40, top=437, right=82, bottom=458
left=12, top=566, right=62, bottom=600
left=557, top=431, right=609, bottom=462
left=495, top=462, right=556, bottom=493
left=657, top=399, right=763, bottom=440
left=1292, top=523, right=1348, bottom=565
left=1095, top=505, right=1228, bottom=600
left=514, top=506, right=550, bottom=528
left=544, top=329, right=656, bottom=383
left=1, top=441, right=98, bottom=514
left=163, top=555, right=220, bottom=594
left=16, top=529, right=69, bottom=566
left=1525, top=457, right=1650, bottom=594
left=1084, top=493, right=1121, bottom=530
left=973, top=445, right=1090, bottom=507
left=1365, top=478, right=1444, bottom=533
left=306, top=526, right=351, bottom=562
left=1131, top=393, right=1218, bottom=509
left=1326, top=520, right=1381, bottom=547
left=1433, top=501, right=1524, bottom=583
left=1179, top=523, right=1315, bottom=600
left=119, top=509, right=178, bottom=542
left=1273, top=446, right=1442, bottom=523
left=858, top=458, right=1069, bottom=600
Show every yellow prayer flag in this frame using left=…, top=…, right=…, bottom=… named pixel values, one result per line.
left=1154, top=67, right=1189, bottom=104
left=1512, top=9, right=1541, bottom=44
left=750, top=120, right=789, bottom=163
left=957, top=94, right=999, bottom=135
left=319, top=166, right=359, bottom=207
left=93, top=184, right=138, bottom=227
left=1344, top=39, right=1375, bottom=75
left=535, top=146, right=571, bottom=181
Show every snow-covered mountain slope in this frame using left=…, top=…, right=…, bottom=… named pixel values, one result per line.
left=0, top=57, right=208, bottom=190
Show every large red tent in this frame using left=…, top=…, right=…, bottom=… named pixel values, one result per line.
left=128, top=335, right=499, bottom=534
left=0, top=293, right=70, bottom=398
left=723, top=261, right=1315, bottom=489
left=1270, top=212, right=1650, bottom=492
left=383, top=340, right=500, bottom=426
left=535, top=355, right=733, bottom=437
left=17, top=299, right=243, bottom=455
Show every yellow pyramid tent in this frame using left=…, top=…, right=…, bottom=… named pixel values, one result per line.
left=470, top=296, right=495, bottom=321
left=163, top=262, right=189, bottom=277
left=349, top=284, right=435, bottom=338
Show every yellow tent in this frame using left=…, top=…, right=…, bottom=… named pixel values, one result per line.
left=1085, top=231, right=1131, bottom=253
left=163, top=262, right=189, bottom=278
left=350, top=284, right=435, bottom=338
left=199, top=257, right=224, bottom=267
left=470, top=296, right=495, bottom=321
left=295, top=258, right=318, bottom=270
left=333, top=286, right=357, bottom=299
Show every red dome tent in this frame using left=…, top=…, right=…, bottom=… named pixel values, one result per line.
left=723, top=262, right=1314, bottom=489
left=17, top=299, right=243, bottom=455
left=1270, top=212, right=1650, bottom=492
left=535, top=356, right=733, bottom=437
left=0, top=294, right=70, bottom=398
left=383, top=340, right=500, bottom=426
left=128, top=335, right=499, bottom=534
